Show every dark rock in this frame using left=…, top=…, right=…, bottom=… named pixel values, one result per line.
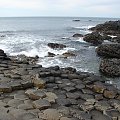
left=99, top=58, right=120, bottom=77
left=47, top=52, right=56, bottom=57
left=48, top=43, right=66, bottom=49
left=66, top=92, right=80, bottom=99
left=44, top=76, right=55, bottom=83
left=56, top=98, right=71, bottom=107
left=83, top=32, right=103, bottom=45
left=96, top=44, right=120, bottom=58
left=72, top=33, right=83, bottom=37
left=90, top=109, right=112, bottom=120
left=50, top=70, right=61, bottom=77
left=102, top=34, right=112, bottom=40
left=79, top=93, right=94, bottom=101
left=112, top=36, right=120, bottom=43
left=75, top=84, right=85, bottom=90
left=63, top=86, right=76, bottom=92
left=64, top=67, right=76, bottom=73
left=68, top=74, right=79, bottom=79
left=73, top=20, right=80, bottom=22
left=89, top=20, right=120, bottom=35
left=33, top=99, right=51, bottom=110
left=95, top=100, right=112, bottom=112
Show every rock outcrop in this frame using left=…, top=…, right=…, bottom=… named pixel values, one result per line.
left=96, top=44, right=120, bottom=58
left=99, top=58, right=120, bottom=77
left=83, top=32, right=103, bottom=45
left=90, top=20, right=120, bottom=35
left=48, top=43, right=66, bottom=49
left=72, top=33, right=83, bottom=37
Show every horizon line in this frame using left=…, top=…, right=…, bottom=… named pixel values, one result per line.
left=0, top=16, right=120, bottom=19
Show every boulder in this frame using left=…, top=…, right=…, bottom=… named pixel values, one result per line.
left=96, top=44, right=120, bottom=58
left=99, top=58, right=120, bottom=77
left=62, top=51, right=76, bottom=57
left=72, top=33, right=83, bottom=37
left=47, top=52, right=56, bottom=57
left=48, top=43, right=66, bottom=49
left=0, top=49, right=10, bottom=60
left=89, top=20, right=120, bottom=35
left=83, top=32, right=103, bottom=45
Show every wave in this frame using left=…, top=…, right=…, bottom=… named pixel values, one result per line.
left=70, top=25, right=95, bottom=30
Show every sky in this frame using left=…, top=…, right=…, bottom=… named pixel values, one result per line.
left=0, top=0, right=120, bottom=18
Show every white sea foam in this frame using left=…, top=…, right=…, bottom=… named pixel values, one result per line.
left=108, top=35, right=117, bottom=38
left=75, top=38, right=87, bottom=43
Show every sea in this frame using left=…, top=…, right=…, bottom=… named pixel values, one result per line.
left=0, top=17, right=120, bottom=88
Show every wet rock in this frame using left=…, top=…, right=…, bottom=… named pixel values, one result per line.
left=62, top=52, right=76, bottom=58
left=72, top=33, right=83, bottom=37
left=47, top=52, right=56, bottom=57
left=83, top=32, right=103, bottom=45
left=99, top=58, right=120, bottom=77
left=33, top=99, right=51, bottom=110
left=11, top=54, right=39, bottom=64
left=103, top=90, right=117, bottom=99
left=42, top=109, right=62, bottom=120
left=48, top=43, right=66, bottom=49
left=96, top=44, right=120, bottom=58
left=89, top=20, right=120, bottom=35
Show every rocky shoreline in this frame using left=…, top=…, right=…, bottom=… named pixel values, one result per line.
left=0, top=49, right=120, bottom=120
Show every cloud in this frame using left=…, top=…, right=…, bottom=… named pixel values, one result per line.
left=0, top=0, right=46, bottom=9
left=0, top=0, right=119, bottom=17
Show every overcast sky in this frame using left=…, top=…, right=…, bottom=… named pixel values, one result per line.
left=0, top=0, right=120, bottom=18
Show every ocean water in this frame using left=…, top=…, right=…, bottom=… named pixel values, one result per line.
left=0, top=17, right=120, bottom=88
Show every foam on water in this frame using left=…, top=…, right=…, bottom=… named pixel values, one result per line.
left=75, top=38, right=87, bottom=43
